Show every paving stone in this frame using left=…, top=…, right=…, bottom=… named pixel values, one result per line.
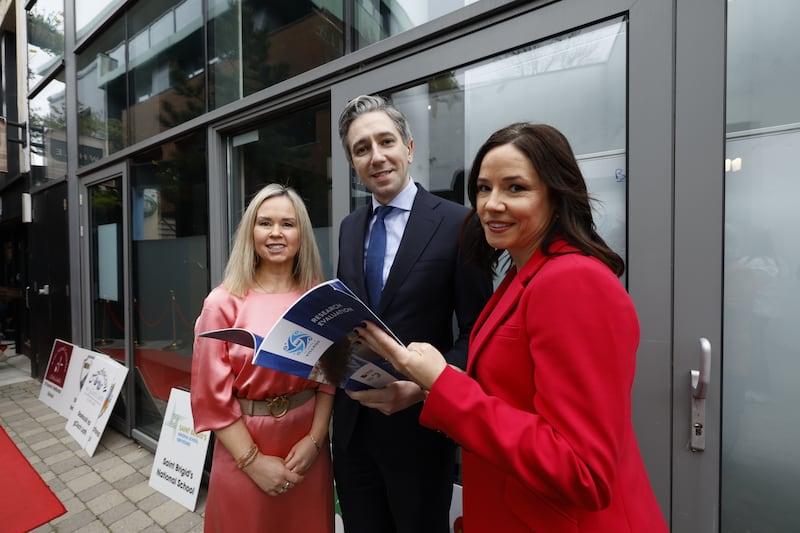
left=124, top=480, right=157, bottom=503
left=67, top=470, right=104, bottom=494
left=99, top=500, right=137, bottom=525
left=164, top=511, right=204, bottom=533
left=51, top=454, right=88, bottom=474
left=77, top=520, right=111, bottom=533
left=137, top=491, right=171, bottom=513
left=61, top=464, right=93, bottom=482
left=114, top=471, right=148, bottom=492
left=109, top=509, right=156, bottom=532
left=27, top=432, right=59, bottom=446
left=78, top=480, right=114, bottom=503
left=86, top=489, right=126, bottom=515
left=44, top=448, right=76, bottom=465
left=150, top=498, right=189, bottom=527
left=51, top=508, right=96, bottom=530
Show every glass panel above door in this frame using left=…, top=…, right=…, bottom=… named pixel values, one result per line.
left=359, top=16, right=627, bottom=266
left=228, top=100, right=334, bottom=278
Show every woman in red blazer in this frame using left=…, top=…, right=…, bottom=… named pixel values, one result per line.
left=356, top=123, right=669, bottom=532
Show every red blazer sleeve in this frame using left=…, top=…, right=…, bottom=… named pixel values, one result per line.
left=421, top=253, right=640, bottom=512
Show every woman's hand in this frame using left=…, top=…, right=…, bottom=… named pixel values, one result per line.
left=354, top=321, right=448, bottom=391
left=284, top=434, right=322, bottom=476
left=243, top=453, right=304, bottom=496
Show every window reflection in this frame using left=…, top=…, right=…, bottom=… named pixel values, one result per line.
left=76, top=17, right=126, bottom=165
left=354, top=0, right=472, bottom=49
left=128, top=0, right=206, bottom=143
left=129, top=131, right=209, bottom=438
left=229, top=101, right=333, bottom=277
left=27, top=0, right=65, bottom=88
left=208, top=0, right=344, bottom=109
left=370, top=18, right=627, bottom=262
left=76, top=0, right=123, bottom=41
left=29, top=73, right=67, bottom=186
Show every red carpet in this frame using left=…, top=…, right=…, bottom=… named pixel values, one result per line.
left=0, top=425, right=66, bottom=532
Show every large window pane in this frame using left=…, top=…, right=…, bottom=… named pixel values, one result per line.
left=361, top=18, right=627, bottom=261
left=76, top=0, right=123, bottom=41
left=128, top=0, right=206, bottom=144
left=76, top=16, right=126, bottom=165
left=208, top=0, right=344, bottom=109
left=129, top=131, right=208, bottom=437
left=27, top=0, right=64, bottom=88
left=354, top=0, right=471, bottom=49
left=29, top=73, right=67, bottom=186
left=229, top=100, right=333, bottom=277
left=722, top=2, right=800, bottom=531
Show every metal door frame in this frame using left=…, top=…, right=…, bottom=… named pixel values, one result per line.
left=79, top=161, right=134, bottom=437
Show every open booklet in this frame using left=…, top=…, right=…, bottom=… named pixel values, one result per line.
left=199, top=279, right=406, bottom=390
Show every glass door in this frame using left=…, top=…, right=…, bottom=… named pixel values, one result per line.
left=82, top=165, right=131, bottom=433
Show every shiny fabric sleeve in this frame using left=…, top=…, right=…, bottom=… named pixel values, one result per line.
left=421, top=255, right=640, bottom=511
left=190, top=287, right=244, bottom=433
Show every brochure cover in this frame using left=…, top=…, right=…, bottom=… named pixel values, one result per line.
left=199, top=279, right=406, bottom=390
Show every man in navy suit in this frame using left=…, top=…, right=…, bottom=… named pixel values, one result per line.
left=333, top=94, right=493, bottom=533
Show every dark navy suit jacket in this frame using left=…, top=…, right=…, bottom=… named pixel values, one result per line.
left=333, top=184, right=492, bottom=451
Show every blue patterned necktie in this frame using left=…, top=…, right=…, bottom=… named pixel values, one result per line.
left=365, top=205, right=394, bottom=308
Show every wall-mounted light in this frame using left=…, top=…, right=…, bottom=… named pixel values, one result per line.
left=724, top=157, right=743, bottom=173
left=22, top=192, right=32, bottom=223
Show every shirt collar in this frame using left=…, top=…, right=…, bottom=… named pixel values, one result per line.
left=371, top=178, right=417, bottom=214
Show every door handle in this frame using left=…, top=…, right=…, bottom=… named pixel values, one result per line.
left=690, top=337, right=711, bottom=451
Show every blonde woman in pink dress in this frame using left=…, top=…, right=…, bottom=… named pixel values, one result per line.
left=191, top=184, right=334, bottom=532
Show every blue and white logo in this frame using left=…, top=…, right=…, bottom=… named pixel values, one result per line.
left=284, top=332, right=312, bottom=354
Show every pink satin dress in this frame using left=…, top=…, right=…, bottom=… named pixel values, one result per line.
left=191, top=286, right=335, bottom=533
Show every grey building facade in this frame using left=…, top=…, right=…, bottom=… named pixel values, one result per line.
left=1, top=1, right=798, bottom=531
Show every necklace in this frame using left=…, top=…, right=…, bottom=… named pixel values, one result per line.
left=253, top=277, right=269, bottom=293
left=253, top=274, right=295, bottom=294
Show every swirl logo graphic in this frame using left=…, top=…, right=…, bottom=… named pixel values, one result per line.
left=284, top=332, right=312, bottom=355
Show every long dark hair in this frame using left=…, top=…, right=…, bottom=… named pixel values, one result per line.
left=461, top=123, right=624, bottom=277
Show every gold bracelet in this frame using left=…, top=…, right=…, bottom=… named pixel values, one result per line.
left=308, top=433, right=321, bottom=453
left=236, top=443, right=258, bottom=469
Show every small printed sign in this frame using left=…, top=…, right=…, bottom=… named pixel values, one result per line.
left=149, top=388, right=210, bottom=511
left=65, top=354, right=128, bottom=456
left=39, top=339, right=96, bottom=418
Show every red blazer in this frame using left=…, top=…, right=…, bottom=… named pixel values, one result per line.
left=421, top=241, right=668, bottom=532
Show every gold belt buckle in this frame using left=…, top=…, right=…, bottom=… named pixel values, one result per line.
left=266, top=395, right=290, bottom=417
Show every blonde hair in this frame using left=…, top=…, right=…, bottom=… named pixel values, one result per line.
left=223, top=183, right=323, bottom=296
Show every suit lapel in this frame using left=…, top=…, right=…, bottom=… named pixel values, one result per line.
left=341, top=206, right=371, bottom=300
left=378, top=187, right=442, bottom=312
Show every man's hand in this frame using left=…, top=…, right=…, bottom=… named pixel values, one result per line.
left=346, top=380, right=426, bottom=415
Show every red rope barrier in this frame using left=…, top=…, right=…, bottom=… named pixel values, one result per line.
left=134, top=299, right=170, bottom=328
left=103, top=292, right=196, bottom=334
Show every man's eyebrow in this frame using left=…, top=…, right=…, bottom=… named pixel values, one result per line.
left=352, top=130, right=397, bottom=146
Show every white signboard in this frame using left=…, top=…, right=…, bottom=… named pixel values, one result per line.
left=39, top=339, right=96, bottom=418
left=149, top=388, right=210, bottom=511
left=65, top=354, right=128, bottom=456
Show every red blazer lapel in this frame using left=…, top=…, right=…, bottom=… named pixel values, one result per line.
left=467, top=245, right=563, bottom=374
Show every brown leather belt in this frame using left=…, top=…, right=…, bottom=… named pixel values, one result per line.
left=237, top=389, right=315, bottom=418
